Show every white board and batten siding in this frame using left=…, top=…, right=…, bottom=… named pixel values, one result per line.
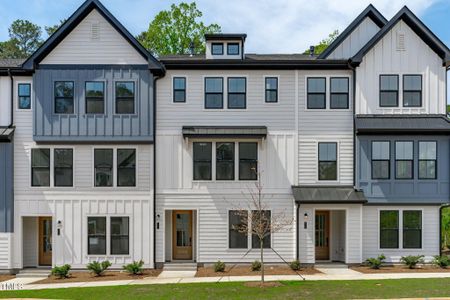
left=12, top=84, right=154, bottom=268
left=355, top=20, right=447, bottom=115
left=41, top=9, right=147, bottom=65
left=297, top=70, right=354, bottom=186
left=327, top=17, right=381, bottom=59
left=0, top=233, right=13, bottom=269
left=362, top=206, right=440, bottom=262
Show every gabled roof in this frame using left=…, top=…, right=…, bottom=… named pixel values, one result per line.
left=318, top=4, right=387, bottom=59
left=350, top=6, right=450, bottom=66
left=22, top=0, right=164, bottom=74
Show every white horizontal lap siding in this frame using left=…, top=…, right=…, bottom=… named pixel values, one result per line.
left=155, top=194, right=295, bottom=263
left=362, top=206, right=440, bottom=263
left=0, top=233, right=12, bottom=269
left=356, top=20, right=446, bottom=115
left=156, top=70, right=296, bottom=131
left=328, top=17, right=381, bottom=59
left=41, top=9, right=147, bottom=65
left=0, top=77, right=12, bottom=126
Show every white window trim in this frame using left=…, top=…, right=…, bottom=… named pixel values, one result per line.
left=202, top=75, right=249, bottom=111
left=84, top=79, right=108, bottom=115
left=112, top=79, right=139, bottom=116
left=377, top=72, right=425, bottom=109
left=304, top=75, right=352, bottom=111
left=15, top=80, right=33, bottom=111
left=263, top=75, right=281, bottom=105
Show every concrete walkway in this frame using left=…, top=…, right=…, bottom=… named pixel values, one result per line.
left=4, top=270, right=450, bottom=291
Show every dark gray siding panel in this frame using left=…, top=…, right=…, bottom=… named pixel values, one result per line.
left=33, top=67, right=154, bottom=142
left=357, top=135, right=450, bottom=204
left=0, top=143, right=13, bottom=232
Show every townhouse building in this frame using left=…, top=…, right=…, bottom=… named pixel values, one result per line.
left=0, top=0, right=449, bottom=273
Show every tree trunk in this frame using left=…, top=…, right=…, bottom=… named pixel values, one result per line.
left=260, top=238, right=264, bottom=284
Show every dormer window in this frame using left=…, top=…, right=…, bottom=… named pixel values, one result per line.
left=211, top=43, right=224, bottom=55
left=227, top=43, right=240, bottom=55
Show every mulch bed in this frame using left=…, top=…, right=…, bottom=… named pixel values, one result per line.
left=0, top=275, right=14, bottom=282
left=35, top=269, right=162, bottom=284
left=195, top=265, right=320, bottom=277
left=352, top=265, right=450, bottom=273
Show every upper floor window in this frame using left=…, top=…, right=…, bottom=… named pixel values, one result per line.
left=379, top=75, right=399, bottom=107
left=193, top=142, right=212, bottom=180
left=85, top=82, right=105, bottom=114
left=54, top=149, right=73, bottom=187
left=115, top=82, right=135, bottom=114
left=204, top=77, right=223, bottom=109
left=94, top=149, right=113, bottom=187
left=372, top=141, right=390, bottom=179
left=216, top=142, right=235, bottom=180
left=330, top=78, right=349, bottom=109
left=54, top=81, right=74, bottom=114
left=31, top=148, right=50, bottom=187
left=117, top=149, right=136, bottom=187
left=419, top=141, right=437, bottom=179
left=403, top=75, right=422, bottom=107
left=173, top=77, right=186, bottom=103
left=227, top=43, right=240, bottom=55
left=211, top=43, right=224, bottom=55
left=307, top=78, right=326, bottom=109
left=318, top=142, right=337, bottom=181
left=265, top=77, right=278, bottom=103
left=227, top=77, right=246, bottom=109
left=395, top=141, right=413, bottom=179
left=18, top=83, right=31, bottom=109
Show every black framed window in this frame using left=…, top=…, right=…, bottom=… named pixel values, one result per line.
left=204, top=77, right=223, bottom=109
left=227, top=43, right=240, bottom=55
left=419, top=141, right=437, bottom=179
left=193, top=142, right=212, bottom=180
left=86, top=82, right=105, bottom=114
left=94, top=149, right=113, bottom=187
left=372, top=141, right=390, bottom=179
left=318, top=142, right=337, bottom=180
left=395, top=141, right=413, bottom=179
left=111, top=217, right=129, bottom=255
left=239, top=142, right=258, bottom=180
left=228, top=77, right=246, bottom=109
left=229, top=210, right=248, bottom=249
left=380, top=210, right=399, bottom=249
left=115, top=82, right=135, bottom=114
left=330, top=77, right=349, bottom=109
left=54, top=149, right=73, bottom=187
left=380, top=75, right=399, bottom=107
left=251, top=210, right=271, bottom=249
left=18, top=83, right=31, bottom=109
left=307, top=77, right=326, bottom=109
left=31, top=148, right=50, bottom=187
left=216, top=142, right=235, bottom=180
left=173, top=77, right=186, bottom=103
left=403, top=75, right=422, bottom=107
left=211, top=43, right=224, bottom=55
left=88, top=217, right=106, bottom=255
left=265, top=77, right=278, bottom=103
left=117, top=149, right=136, bottom=187
left=403, top=211, right=422, bottom=249
left=54, top=81, right=74, bottom=114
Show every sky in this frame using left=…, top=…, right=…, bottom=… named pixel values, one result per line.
left=0, top=0, right=449, bottom=54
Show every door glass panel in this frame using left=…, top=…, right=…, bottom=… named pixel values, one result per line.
left=43, top=219, right=52, bottom=252
left=315, top=214, right=327, bottom=247
left=176, top=213, right=191, bottom=247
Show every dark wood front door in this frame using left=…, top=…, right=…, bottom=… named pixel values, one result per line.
left=38, top=217, right=52, bottom=266
left=172, top=210, right=193, bottom=260
left=315, top=211, right=330, bottom=260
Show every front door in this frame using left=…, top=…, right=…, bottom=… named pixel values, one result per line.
left=315, top=211, right=330, bottom=260
left=172, top=210, right=193, bottom=260
left=38, top=217, right=52, bottom=266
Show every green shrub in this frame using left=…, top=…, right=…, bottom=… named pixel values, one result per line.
left=365, top=254, right=386, bottom=269
left=400, top=255, right=425, bottom=269
left=251, top=260, right=262, bottom=271
left=213, top=260, right=225, bottom=272
left=290, top=260, right=301, bottom=271
left=51, top=264, right=71, bottom=279
left=87, top=260, right=112, bottom=276
left=123, top=260, right=144, bottom=275
left=432, top=255, right=450, bottom=268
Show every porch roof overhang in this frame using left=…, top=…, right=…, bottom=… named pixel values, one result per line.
left=0, top=127, right=14, bottom=142
left=182, top=126, right=267, bottom=139
left=292, top=186, right=367, bottom=204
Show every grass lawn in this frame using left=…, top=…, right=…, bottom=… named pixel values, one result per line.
left=1, top=278, right=450, bottom=299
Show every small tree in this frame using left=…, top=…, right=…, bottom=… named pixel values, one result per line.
left=232, top=171, right=293, bottom=285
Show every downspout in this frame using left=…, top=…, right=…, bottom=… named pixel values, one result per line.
left=348, top=61, right=357, bottom=187
left=8, top=69, right=14, bottom=127
left=296, top=203, right=299, bottom=261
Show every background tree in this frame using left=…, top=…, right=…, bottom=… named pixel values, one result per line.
left=442, top=207, right=450, bottom=254
left=232, top=172, right=294, bottom=285
left=304, top=30, right=340, bottom=55
left=137, top=2, right=221, bottom=56
left=45, top=19, right=67, bottom=36
left=0, top=20, right=43, bottom=58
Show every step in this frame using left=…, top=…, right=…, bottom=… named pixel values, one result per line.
left=163, top=263, right=197, bottom=271
left=16, top=268, right=51, bottom=278
left=315, top=263, right=348, bottom=269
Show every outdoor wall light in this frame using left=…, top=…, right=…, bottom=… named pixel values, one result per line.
left=303, top=213, right=308, bottom=229
left=57, top=220, right=62, bottom=236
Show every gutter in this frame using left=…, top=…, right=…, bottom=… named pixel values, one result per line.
left=8, top=69, right=13, bottom=128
